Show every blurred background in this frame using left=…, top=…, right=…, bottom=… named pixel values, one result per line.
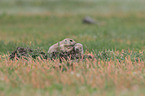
left=0, top=0, right=145, bottom=54
left=0, top=0, right=145, bottom=14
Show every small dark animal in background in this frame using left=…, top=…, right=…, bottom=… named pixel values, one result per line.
left=83, top=16, right=97, bottom=24
left=83, top=16, right=106, bottom=26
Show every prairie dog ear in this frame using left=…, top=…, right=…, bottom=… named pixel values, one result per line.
left=64, top=40, right=67, bottom=44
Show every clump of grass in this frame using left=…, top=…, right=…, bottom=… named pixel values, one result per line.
left=95, top=49, right=145, bottom=62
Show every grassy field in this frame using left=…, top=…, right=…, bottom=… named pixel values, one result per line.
left=0, top=0, right=145, bottom=96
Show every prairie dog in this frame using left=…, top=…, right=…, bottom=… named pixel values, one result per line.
left=48, top=38, right=76, bottom=54
left=73, top=43, right=83, bottom=57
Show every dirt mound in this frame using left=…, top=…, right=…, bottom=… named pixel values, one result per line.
left=9, top=47, right=93, bottom=61
left=9, top=47, right=48, bottom=60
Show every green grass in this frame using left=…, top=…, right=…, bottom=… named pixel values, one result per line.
left=0, top=0, right=145, bottom=96
left=0, top=14, right=145, bottom=54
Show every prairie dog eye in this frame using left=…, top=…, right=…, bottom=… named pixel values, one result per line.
left=70, top=40, right=73, bottom=42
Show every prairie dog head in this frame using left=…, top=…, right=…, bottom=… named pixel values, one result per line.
left=74, top=43, right=83, bottom=55
left=60, top=38, right=76, bottom=46
left=59, top=38, right=76, bottom=52
left=56, top=38, right=75, bottom=53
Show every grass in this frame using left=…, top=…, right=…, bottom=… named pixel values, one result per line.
left=0, top=14, right=145, bottom=54
left=0, top=52, right=145, bottom=96
left=0, top=0, right=145, bottom=96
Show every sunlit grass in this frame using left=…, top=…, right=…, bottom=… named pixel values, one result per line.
left=0, top=50, right=144, bottom=96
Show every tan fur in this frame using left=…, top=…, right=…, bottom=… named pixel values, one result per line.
left=73, top=43, right=83, bottom=57
left=48, top=38, right=76, bottom=54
